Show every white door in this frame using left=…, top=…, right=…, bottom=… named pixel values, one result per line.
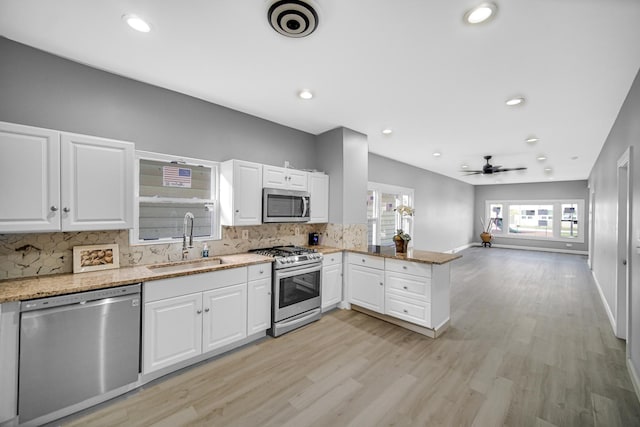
left=0, top=121, right=61, bottom=232
left=348, top=264, right=385, bottom=313
left=322, top=263, right=342, bottom=309
left=309, top=173, right=329, bottom=223
left=616, top=148, right=631, bottom=339
left=143, top=293, right=203, bottom=374
left=248, top=277, right=272, bottom=334
left=202, top=284, right=247, bottom=353
left=234, top=160, right=262, bottom=225
left=61, top=133, right=134, bottom=231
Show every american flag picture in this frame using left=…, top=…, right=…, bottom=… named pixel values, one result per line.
left=163, top=166, right=192, bottom=188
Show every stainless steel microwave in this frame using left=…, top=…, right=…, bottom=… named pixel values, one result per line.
left=263, top=188, right=310, bottom=223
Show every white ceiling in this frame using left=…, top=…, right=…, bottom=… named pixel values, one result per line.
left=2, top=0, right=640, bottom=185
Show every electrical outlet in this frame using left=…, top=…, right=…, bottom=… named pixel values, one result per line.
left=242, top=230, right=249, bottom=240
left=284, top=160, right=290, bottom=168
left=294, top=226, right=300, bottom=236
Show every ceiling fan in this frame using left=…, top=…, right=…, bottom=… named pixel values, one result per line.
left=463, top=155, right=527, bottom=175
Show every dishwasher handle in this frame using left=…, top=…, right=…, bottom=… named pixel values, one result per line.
left=20, top=283, right=141, bottom=312
left=20, top=292, right=140, bottom=320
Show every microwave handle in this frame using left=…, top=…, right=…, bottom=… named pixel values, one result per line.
left=302, top=196, right=309, bottom=217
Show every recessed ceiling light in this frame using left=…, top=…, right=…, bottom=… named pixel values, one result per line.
left=525, top=136, right=539, bottom=144
left=123, top=14, right=151, bottom=33
left=506, top=96, right=525, bottom=106
left=432, top=152, right=442, bottom=157
left=382, top=128, right=393, bottom=135
left=464, top=3, right=498, bottom=24
left=536, top=155, right=547, bottom=161
left=544, top=167, right=552, bottom=173
left=298, top=90, right=313, bottom=100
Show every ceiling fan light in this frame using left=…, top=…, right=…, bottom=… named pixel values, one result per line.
left=536, top=155, right=547, bottom=161
left=506, top=96, right=525, bottom=106
left=525, top=136, right=539, bottom=144
left=432, top=152, right=441, bottom=157
left=298, top=89, right=313, bottom=100
left=382, top=128, right=393, bottom=135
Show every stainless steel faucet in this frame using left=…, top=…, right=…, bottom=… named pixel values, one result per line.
left=182, top=212, right=195, bottom=260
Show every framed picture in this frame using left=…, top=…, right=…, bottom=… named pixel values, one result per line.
left=73, top=244, right=120, bottom=273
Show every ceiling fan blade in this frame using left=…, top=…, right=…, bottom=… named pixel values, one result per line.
left=493, top=167, right=528, bottom=173
left=462, top=170, right=484, bottom=174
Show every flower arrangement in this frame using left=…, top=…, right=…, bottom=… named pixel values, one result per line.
left=394, top=204, right=415, bottom=244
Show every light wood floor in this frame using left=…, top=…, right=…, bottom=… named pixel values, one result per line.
left=62, top=247, right=640, bottom=426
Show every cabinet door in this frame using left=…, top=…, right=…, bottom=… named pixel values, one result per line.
left=309, top=173, right=329, bottom=223
left=143, top=293, right=203, bottom=374
left=263, top=165, right=288, bottom=189
left=202, top=283, right=247, bottom=353
left=287, top=169, right=308, bottom=191
left=233, top=160, right=262, bottom=225
left=348, top=264, right=385, bottom=313
left=0, top=122, right=60, bottom=232
left=61, top=133, right=134, bottom=231
left=247, top=277, right=272, bottom=334
left=322, top=263, right=342, bottom=309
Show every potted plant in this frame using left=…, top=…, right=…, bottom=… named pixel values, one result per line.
left=480, top=217, right=494, bottom=247
left=393, top=205, right=414, bottom=253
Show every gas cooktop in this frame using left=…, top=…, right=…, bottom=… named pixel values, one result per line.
left=250, top=245, right=322, bottom=268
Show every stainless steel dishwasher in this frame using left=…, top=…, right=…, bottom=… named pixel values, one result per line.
left=18, top=283, right=141, bottom=424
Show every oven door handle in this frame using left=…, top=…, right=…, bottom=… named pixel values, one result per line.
left=274, top=263, right=321, bottom=279
left=277, top=308, right=322, bottom=327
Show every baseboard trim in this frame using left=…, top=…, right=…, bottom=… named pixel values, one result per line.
left=591, top=270, right=617, bottom=335
left=472, top=242, right=588, bottom=256
left=628, top=357, right=640, bottom=404
left=446, top=243, right=474, bottom=254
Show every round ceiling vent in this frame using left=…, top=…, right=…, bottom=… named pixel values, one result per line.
left=268, top=0, right=319, bottom=38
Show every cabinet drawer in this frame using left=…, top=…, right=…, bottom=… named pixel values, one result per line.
left=248, top=263, right=271, bottom=281
left=347, top=253, right=384, bottom=270
left=385, top=271, right=431, bottom=301
left=385, top=293, right=431, bottom=327
left=145, top=267, right=247, bottom=302
left=385, top=259, right=432, bottom=277
left=322, top=252, right=342, bottom=267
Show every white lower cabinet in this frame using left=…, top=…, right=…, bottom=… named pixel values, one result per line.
left=144, top=293, right=203, bottom=372
left=143, top=267, right=250, bottom=375
left=347, top=254, right=385, bottom=313
left=247, top=263, right=272, bottom=334
left=203, top=284, right=247, bottom=353
left=321, top=252, right=343, bottom=310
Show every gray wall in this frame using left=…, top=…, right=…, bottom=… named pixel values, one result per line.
left=316, top=128, right=344, bottom=224
left=0, top=37, right=316, bottom=167
left=474, top=181, right=589, bottom=252
left=589, top=67, right=640, bottom=384
left=368, top=153, right=475, bottom=252
left=342, top=128, right=368, bottom=225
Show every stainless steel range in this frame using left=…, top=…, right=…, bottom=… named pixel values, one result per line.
left=250, top=246, right=323, bottom=337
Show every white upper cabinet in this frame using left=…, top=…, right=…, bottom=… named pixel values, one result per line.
left=308, top=172, right=329, bottom=223
left=263, top=165, right=308, bottom=191
left=0, top=121, right=134, bottom=233
left=0, top=122, right=60, bottom=232
left=61, top=133, right=134, bottom=231
left=221, top=159, right=263, bottom=226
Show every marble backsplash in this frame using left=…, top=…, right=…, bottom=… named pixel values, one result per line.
left=0, top=223, right=368, bottom=280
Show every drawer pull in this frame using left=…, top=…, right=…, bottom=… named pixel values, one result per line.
left=403, top=286, right=408, bottom=290
left=403, top=309, right=408, bottom=313
left=403, top=266, right=407, bottom=270
left=259, top=270, right=264, bottom=274
left=362, top=259, right=366, bottom=263
left=205, top=308, right=210, bottom=313
left=197, top=310, right=202, bottom=314
left=379, top=282, right=383, bottom=286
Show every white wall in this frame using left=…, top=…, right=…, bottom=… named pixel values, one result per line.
left=589, top=67, right=640, bottom=394
left=368, top=153, right=475, bottom=252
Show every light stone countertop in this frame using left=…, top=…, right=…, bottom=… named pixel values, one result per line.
left=0, top=246, right=460, bottom=303
left=0, top=253, right=273, bottom=303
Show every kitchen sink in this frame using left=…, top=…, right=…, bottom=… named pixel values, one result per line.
left=147, top=258, right=222, bottom=273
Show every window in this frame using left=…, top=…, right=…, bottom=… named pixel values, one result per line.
left=486, top=199, right=584, bottom=242
left=131, top=151, right=220, bottom=245
left=367, top=182, right=414, bottom=246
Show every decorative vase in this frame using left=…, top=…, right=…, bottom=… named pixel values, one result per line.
left=393, top=235, right=407, bottom=253
left=480, top=232, right=492, bottom=247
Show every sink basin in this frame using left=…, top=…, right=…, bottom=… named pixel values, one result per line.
left=147, top=258, right=222, bottom=273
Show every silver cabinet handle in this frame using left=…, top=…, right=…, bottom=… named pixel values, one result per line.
left=403, top=286, right=408, bottom=290
left=362, top=259, right=366, bottom=263
left=235, top=209, right=240, bottom=213
left=50, top=206, right=58, bottom=212
left=259, top=270, right=264, bottom=274
left=205, top=308, right=210, bottom=313
left=267, top=291, right=271, bottom=295
left=379, top=282, right=383, bottom=286
left=196, top=310, right=202, bottom=314
left=63, top=207, right=70, bottom=213
left=403, top=309, right=408, bottom=313
left=403, top=266, right=407, bottom=270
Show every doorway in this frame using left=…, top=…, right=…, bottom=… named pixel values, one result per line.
left=616, top=147, right=632, bottom=339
